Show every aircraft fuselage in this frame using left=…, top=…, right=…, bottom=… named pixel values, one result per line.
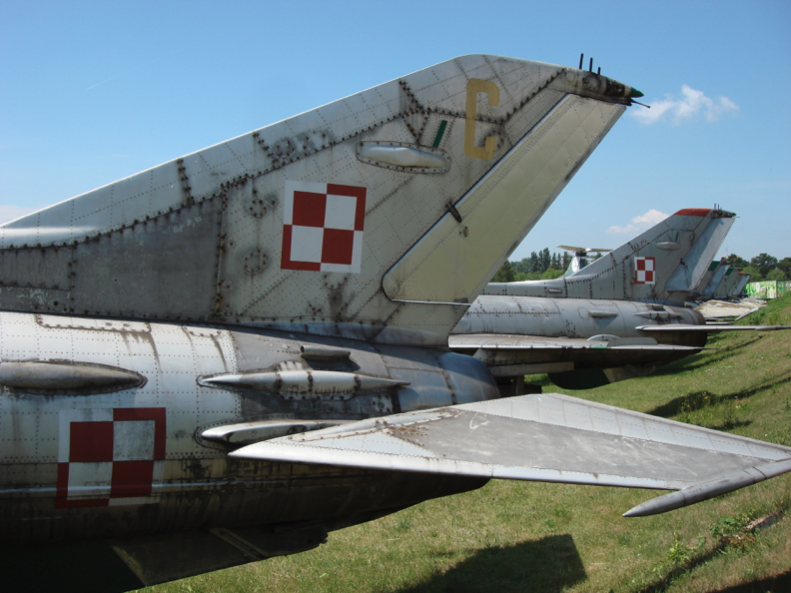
left=0, top=311, right=496, bottom=544
left=455, top=295, right=708, bottom=348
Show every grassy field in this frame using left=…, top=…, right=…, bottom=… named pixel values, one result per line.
left=148, top=296, right=791, bottom=593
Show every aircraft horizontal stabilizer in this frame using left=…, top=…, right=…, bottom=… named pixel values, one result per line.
left=637, top=324, right=791, bottom=333
left=449, top=334, right=703, bottom=351
left=229, top=393, right=791, bottom=516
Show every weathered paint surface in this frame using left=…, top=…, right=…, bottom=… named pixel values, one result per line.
left=0, top=311, right=498, bottom=543
left=484, top=209, right=736, bottom=305
left=0, top=56, right=628, bottom=347
left=449, top=295, right=706, bottom=383
left=232, top=393, right=791, bottom=499
left=12, top=55, right=767, bottom=590
left=455, top=296, right=705, bottom=342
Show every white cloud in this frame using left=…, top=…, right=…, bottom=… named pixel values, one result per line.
left=607, top=209, right=669, bottom=235
left=0, top=205, right=35, bottom=224
left=631, top=85, right=739, bottom=125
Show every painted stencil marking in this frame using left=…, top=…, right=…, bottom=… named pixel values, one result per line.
left=281, top=181, right=367, bottom=273
left=634, top=256, right=656, bottom=284
left=56, top=408, right=166, bottom=508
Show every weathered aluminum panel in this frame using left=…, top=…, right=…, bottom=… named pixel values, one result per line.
left=231, top=393, right=791, bottom=500
left=665, top=215, right=735, bottom=292
left=454, top=296, right=703, bottom=340
left=0, top=56, right=631, bottom=346
left=716, top=267, right=742, bottom=298
left=449, top=332, right=702, bottom=374
left=637, top=324, right=791, bottom=333
left=701, top=262, right=730, bottom=298
left=383, top=95, right=625, bottom=303
left=0, top=310, right=500, bottom=543
left=484, top=209, right=736, bottom=306
left=733, top=274, right=751, bottom=297
left=690, top=259, right=724, bottom=297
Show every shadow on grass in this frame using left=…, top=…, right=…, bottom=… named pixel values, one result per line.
left=637, top=547, right=791, bottom=593
left=707, top=419, right=752, bottom=431
left=396, top=533, right=585, bottom=593
left=649, top=335, right=764, bottom=378
left=713, top=571, right=791, bottom=593
left=637, top=509, right=791, bottom=593
left=648, top=372, right=791, bottom=419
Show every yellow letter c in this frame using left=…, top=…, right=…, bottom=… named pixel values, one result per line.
left=464, top=79, right=500, bottom=160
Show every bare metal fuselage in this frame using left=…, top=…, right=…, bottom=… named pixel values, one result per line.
left=0, top=311, right=494, bottom=543
left=455, top=295, right=708, bottom=349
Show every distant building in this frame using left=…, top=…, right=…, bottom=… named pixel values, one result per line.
left=745, top=280, right=791, bottom=299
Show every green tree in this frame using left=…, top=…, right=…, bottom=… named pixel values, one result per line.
left=777, top=257, right=791, bottom=278
left=521, top=251, right=538, bottom=274
left=750, top=253, right=778, bottom=277
left=538, top=248, right=551, bottom=273
left=741, top=265, right=762, bottom=282
left=766, top=268, right=787, bottom=281
left=491, top=260, right=516, bottom=282
left=724, top=254, right=748, bottom=267
left=512, top=258, right=529, bottom=275
left=540, top=267, right=564, bottom=280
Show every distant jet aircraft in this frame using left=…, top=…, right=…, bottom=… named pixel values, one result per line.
left=688, top=258, right=726, bottom=301
left=733, top=273, right=751, bottom=298
left=692, top=270, right=757, bottom=322
left=698, top=260, right=731, bottom=300
left=484, top=208, right=737, bottom=305
left=2, top=56, right=790, bottom=591
left=453, top=209, right=788, bottom=390
left=717, top=267, right=744, bottom=299
left=557, top=245, right=612, bottom=276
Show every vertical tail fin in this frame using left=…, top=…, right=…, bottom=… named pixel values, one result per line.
left=701, top=261, right=730, bottom=298
left=0, top=56, right=636, bottom=344
left=484, top=208, right=736, bottom=305
left=731, top=273, right=750, bottom=298
left=690, top=258, right=725, bottom=299
left=716, top=267, right=743, bottom=298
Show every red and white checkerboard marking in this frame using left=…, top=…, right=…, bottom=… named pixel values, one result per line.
left=634, top=256, right=656, bottom=284
left=281, top=180, right=366, bottom=273
left=56, top=408, right=166, bottom=508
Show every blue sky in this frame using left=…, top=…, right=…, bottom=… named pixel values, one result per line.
left=1, top=0, right=788, bottom=262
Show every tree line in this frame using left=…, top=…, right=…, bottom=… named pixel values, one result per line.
left=723, top=253, right=791, bottom=282
left=491, top=248, right=602, bottom=282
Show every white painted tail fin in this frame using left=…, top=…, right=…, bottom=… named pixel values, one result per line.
left=0, top=55, right=636, bottom=344
left=484, top=208, right=736, bottom=306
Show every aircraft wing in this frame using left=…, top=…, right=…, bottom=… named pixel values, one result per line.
left=447, top=333, right=703, bottom=376
left=230, top=393, right=791, bottom=517
left=637, top=324, right=791, bottom=333
left=449, top=333, right=703, bottom=350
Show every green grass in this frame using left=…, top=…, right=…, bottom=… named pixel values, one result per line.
left=148, top=295, right=791, bottom=593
